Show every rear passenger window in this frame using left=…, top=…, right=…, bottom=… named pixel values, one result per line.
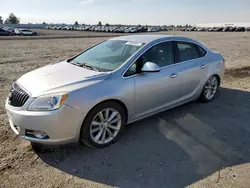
left=196, top=45, right=207, bottom=57
left=177, top=42, right=199, bottom=62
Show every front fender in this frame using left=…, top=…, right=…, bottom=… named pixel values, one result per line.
left=66, top=76, right=135, bottom=123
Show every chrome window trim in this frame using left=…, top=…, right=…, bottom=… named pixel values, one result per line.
left=122, top=39, right=209, bottom=79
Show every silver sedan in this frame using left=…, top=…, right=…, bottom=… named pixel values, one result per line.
left=5, top=35, right=225, bottom=148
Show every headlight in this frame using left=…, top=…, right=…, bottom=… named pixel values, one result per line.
left=27, top=93, right=69, bottom=111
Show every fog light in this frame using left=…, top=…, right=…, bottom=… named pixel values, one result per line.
left=33, top=131, right=48, bottom=139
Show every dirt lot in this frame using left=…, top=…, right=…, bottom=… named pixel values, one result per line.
left=0, top=31, right=250, bottom=188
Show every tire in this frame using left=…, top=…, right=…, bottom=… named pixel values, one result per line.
left=200, top=75, right=219, bottom=102
left=80, top=101, right=126, bottom=149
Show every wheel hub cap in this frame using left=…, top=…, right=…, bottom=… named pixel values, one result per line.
left=103, top=122, right=108, bottom=128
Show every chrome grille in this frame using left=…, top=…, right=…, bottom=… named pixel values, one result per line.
left=9, top=83, right=29, bottom=107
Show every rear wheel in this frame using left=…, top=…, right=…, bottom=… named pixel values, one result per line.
left=80, top=102, right=126, bottom=149
left=200, top=75, right=219, bottom=102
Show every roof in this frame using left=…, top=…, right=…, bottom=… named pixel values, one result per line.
left=110, top=35, right=174, bottom=43
left=110, top=35, right=208, bottom=50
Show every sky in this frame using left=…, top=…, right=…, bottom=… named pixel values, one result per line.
left=0, top=0, right=250, bottom=25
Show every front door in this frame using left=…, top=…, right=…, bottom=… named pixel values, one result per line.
left=132, top=41, right=180, bottom=118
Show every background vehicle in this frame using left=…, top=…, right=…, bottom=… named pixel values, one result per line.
left=5, top=35, right=225, bottom=149
left=215, top=27, right=224, bottom=32
left=148, top=27, right=160, bottom=32
left=0, top=28, right=13, bottom=36
left=3, top=27, right=15, bottom=34
left=208, top=27, right=216, bottom=32
left=42, top=24, right=249, bottom=33
left=235, top=27, right=246, bottom=32
left=15, top=29, right=37, bottom=36
left=197, top=28, right=206, bottom=32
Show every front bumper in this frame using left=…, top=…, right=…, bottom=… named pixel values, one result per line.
left=5, top=99, right=84, bottom=145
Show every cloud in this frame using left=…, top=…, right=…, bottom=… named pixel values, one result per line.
left=80, top=0, right=95, bottom=5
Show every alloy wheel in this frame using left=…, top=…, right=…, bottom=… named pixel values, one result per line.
left=204, top=76, right=218, bottom=100
left=90, top=108, right=122, bottom=144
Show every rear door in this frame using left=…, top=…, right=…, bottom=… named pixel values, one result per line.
left=173, top=41, right=208, bottom=101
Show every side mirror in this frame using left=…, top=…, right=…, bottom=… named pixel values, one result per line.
left=141, top=62, right=160, bottom=73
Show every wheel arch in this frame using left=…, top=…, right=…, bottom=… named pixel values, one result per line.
left=203, top=73, right=221, bottom=90
left=206, top=55, right=224, bottom=87
left=206, top=73, right=220, bottom=86
left=78, top=99, right=129, bottom=145
left=79, top=98, right=128, bottom=137
left=93, top=99, right=129, bottom=123
left=213, top=74, right=221, bottom=86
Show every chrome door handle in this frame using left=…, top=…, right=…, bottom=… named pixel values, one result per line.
left=170, top=74, right=177, bottom=78
left=201, top=65, right=205, bottom=69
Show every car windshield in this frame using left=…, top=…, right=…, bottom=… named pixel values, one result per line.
left=69, top=40, right=145, bottom=72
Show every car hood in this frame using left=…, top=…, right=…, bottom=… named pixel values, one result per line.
left=17, top=61, right=111, bottom=97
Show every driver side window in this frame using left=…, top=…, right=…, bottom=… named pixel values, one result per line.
left=124, top=41, right=174, bottom=77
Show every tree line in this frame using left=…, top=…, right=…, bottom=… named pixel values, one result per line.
left=0, top=13, right=20, bottom=24
left=73, top=21, right=103, bottom=26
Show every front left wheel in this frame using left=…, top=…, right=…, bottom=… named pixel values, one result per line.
left=80, top=101, right=126, bottom=149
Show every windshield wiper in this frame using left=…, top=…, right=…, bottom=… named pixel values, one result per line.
left=82, top=63, right=100, bottom=72
left=71, top=62, right=100, bottom=72
left=71, top=62, right=82, bottom=67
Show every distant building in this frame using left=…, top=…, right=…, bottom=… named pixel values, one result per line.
left=196, top=23, right=250, bottom=28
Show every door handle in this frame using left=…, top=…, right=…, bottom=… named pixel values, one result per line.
left=170, top=73, right=177, bottom=78
left=200, top=65, right=205, bottom=69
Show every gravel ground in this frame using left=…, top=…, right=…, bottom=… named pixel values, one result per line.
left=0, top=32, right=250, bottom=188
